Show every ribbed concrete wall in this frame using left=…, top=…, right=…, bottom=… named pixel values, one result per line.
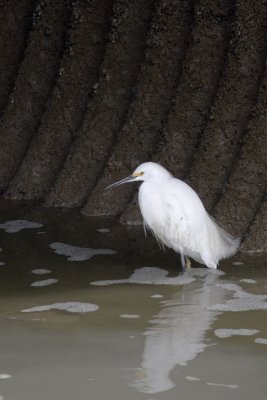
left=0, top=0, right=266, bottom=251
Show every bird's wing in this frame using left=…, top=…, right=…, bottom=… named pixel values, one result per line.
left=163, top=180, right=240, bottom=263
left=162, top=180, right=206, bottom=254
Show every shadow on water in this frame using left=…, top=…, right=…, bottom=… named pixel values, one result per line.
left=0, top=200, right=266, bottom=400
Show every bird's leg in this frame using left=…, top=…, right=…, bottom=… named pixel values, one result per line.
left=186, top=257, right=191, bottom=270
left=180, top=253, right=186, bottom=273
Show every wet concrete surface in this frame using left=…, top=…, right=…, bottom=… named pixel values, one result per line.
left=0, top=203, right=266, bottom=400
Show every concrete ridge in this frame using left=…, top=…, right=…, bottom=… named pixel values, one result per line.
left=0, top=0, right=266, bottom=251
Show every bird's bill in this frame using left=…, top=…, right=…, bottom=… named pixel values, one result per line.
left=105, top=175, right=137, bottom=190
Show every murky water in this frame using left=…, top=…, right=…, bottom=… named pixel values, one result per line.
left=0, top=203, right=266, bottom=400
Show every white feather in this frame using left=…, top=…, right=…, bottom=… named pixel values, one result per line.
left=138, top=170, right=239, bottom=269
left=108, top=162, right=240, bottom=270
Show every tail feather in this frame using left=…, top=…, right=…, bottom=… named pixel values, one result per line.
left=206, top=214, right=240, bottom=261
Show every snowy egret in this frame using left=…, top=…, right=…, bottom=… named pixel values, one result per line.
left=106, top=162, right=240, bottom=271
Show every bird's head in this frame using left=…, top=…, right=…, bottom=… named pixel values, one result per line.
left=105, top=162, right=172, bottom=190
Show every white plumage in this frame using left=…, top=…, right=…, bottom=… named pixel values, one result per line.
left=107, top=162, right=240, bottom=270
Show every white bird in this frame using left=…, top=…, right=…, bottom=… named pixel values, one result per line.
left=106, top=162, right=240, bottom=271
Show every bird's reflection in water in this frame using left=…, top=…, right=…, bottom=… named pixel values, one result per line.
left=131, top=269, right=225, bottom=394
